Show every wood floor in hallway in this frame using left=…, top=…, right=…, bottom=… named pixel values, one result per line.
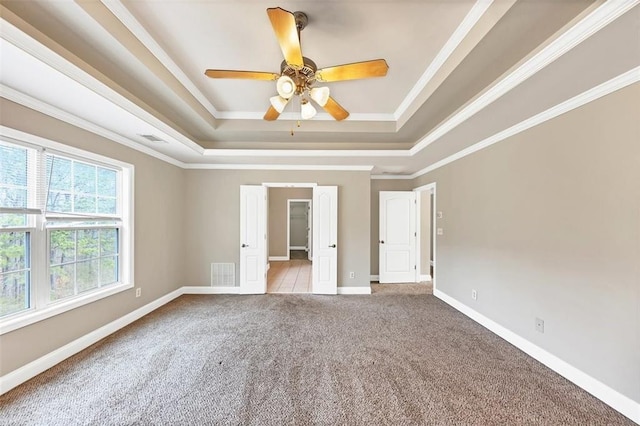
left=267, top=259, right=311, bottom=293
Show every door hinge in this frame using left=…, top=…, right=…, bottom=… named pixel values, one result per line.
left=414, top=232, right=417, bottom=237
left=414, top=265, right=417, bottom=270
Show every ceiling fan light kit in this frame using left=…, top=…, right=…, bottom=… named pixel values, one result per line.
left=309, top=87, right=330, bottom=107
left=269, top=95, right=290, bottom=113
left=300, top=99, right=317, bottom=120
left=276, top=75, right=296, bottom=99
left=205, top=7, right=388, bottom=122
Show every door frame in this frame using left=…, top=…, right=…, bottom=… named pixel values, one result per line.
left=413, top=182, right=437, bottom=291
left=287, top=199, right=312, bottom=259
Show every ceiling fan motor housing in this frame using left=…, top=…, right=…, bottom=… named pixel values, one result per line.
left=280, top=57, right=317, bottom=94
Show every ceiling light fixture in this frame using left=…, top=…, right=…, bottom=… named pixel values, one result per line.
left=309, top=86, right=330, bottom=107
left=272, top=57, right=331, bottom=120
left=300, top=99, right=317, bottom=119
left=276, top=75, right=295, bottom=99
left=269, top=95, right=290, bottom=113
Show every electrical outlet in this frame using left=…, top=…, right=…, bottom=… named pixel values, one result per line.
left=535, top=317, right=544, bottom=333
left=135, top=288, right=141, bottom=298
left=437, top=211, right=443, bottom=219
left=471, top=289, right=477, bottom=300
left=349, top=272, right=355, bottom=279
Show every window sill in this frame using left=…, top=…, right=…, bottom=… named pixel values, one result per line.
left=0, top=282, right=134, bottom=335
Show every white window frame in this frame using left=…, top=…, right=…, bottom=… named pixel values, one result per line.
left=0, top=129, right=134, bottom=335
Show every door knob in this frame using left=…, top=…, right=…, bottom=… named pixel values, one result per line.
left=379, top=240, right=385, bottom=244
left=241, top=243, right=248, bottom=248
left=328, top=244, right=336, bottom=248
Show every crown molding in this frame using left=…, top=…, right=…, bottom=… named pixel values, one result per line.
left=409, top=0, right=640, bottom=156
left=0, top=12, right=205, bottom=156
left=183, top=164, right=374, bottom=171
left=0, top=85, right=186, bottom=168
left=100, top=0, right=220, bottom=120
left=394, top=0, right=494, bottom=125
left=202, top=148, right=408, bottom=158
left=370, top=175, right=414, bottom=180
left=407, top=67, right=640, bottom=179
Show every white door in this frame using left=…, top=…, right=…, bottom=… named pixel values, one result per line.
left=379, top=191, right=416, bottom=283
left=312, top=186, right=337, bottom=294
left=239, top=185, right=267, bottom=294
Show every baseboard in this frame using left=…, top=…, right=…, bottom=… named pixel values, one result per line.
left=0, top=287, right=184, bottom=395
left=433, top=289, right=640, bottom=424
left=289, top=246, right=306, bottom=250
left=337, top=286, right=372, bottom=295
left=370, top=275, right=379, bottom=282
left=420, top=274, right=432, bottom=282
left=268, top=256, right=288, bottom=261
left=182, top=286, right=240, bottom=294
left=266, top=263, right=270, bottom=272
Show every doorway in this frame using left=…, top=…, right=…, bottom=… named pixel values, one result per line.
left=268, top=193, right=312, bottom=293
left=415, top=183, right=436, bottom=290
left=239, top=183, right=337, bottom=295
left=377, top=184, right=437, bottom=289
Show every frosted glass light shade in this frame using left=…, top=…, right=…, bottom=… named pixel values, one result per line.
left=309, top=87, right=330, bottom=106
left=269, top=95, right=289, bottom=113
left=300, top=101, right=317, bottom=119
left=276, top=76, right=295, bottom=99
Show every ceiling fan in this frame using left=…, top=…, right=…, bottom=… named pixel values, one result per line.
left=205, top=7, right=389, bottom=121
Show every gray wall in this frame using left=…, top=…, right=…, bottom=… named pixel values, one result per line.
left=0, top=99, right=186, bottom=376
left=268, top=188, right=312, bottom=257
left=413, top=83, right=640, bottom=402
left=370, top=179, right=413, bottom=276
left=185, top=170, right=370, bottom=287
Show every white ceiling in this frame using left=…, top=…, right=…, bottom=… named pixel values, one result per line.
left=1, top=1, right=639, bottom=175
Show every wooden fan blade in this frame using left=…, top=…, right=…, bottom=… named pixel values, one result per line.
left=316, top=59, right=389, bottom=82
left=267, top=7, right=304, bottom=69
left=205, top=70, right=279, bottom=80
left=323, top=97, right=349, bottom=121
left=263, top=105, right=280, bottom=121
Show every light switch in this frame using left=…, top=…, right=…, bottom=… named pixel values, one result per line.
left=437, top=228, right=443, bottom=235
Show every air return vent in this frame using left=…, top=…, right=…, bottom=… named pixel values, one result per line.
left=211, top=263, right=235, bottom=287
left=138, top=134, right=167, bottom=143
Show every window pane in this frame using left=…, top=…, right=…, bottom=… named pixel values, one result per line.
left=0, top=145, right=27, bottom=187
left=77, top=229, right=99, bottom=260
left=0, top=187, right=27, bottom=209
left=97, top=197, right=116, bottom=215
left=50, top=230, right=76, bottom=265
left=0, top=231, right=28, bottom=272
left=46, top=156, right=72, bottom=192
left=0, top=230, right=30, bottom=317
left=100, top=229, right=118, bottom=255
left=50, top=264, right=75, bottom=301
left=0, top=214, right=26, bottom=228
left=47, top=191, right=72, bottom=212
left=74, top=194, right=96, bottom=213
left=97, top=168, right=117, bottom=197
left=77, top=259, right=99, bottom=293
left=0, top=271, right=29, bottom=317
left=100, top=256, right=118, bottom=285
left=73, top=162, right=96, bottom=194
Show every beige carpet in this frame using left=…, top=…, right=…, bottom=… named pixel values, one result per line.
left=0, top=293, right=633, bottom=425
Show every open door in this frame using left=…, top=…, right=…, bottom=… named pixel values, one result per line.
left=312, top=186, right=337, bottom=294
left=240, top=185, right=267, bottom=294
left=379, top=191, right=416, bottom=283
